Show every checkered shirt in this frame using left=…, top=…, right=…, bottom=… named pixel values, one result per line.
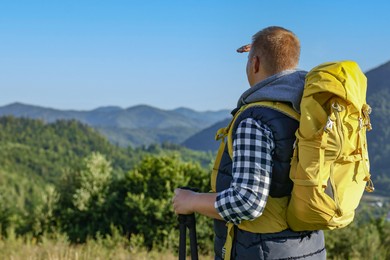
left=215, top=117, right=275, bottom=225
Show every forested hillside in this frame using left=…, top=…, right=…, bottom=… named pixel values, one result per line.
left=0, top=116, right=136, bottom=183
left=0, top=116, right=215, bottom=253
left=366, top=61, right=390, bottom=196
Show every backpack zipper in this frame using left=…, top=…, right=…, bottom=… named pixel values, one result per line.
left=332, top=102, right=345, bottom=158
left=331, top=102, right=345, bottom=216
left=329, top=163, right=342, bottom=216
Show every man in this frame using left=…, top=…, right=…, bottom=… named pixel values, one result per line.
left=172, top=26, right=326, bottom=259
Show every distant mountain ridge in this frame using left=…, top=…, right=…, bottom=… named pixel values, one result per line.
left=365, top=61, right=390, bottom=94
left=182, top=118, right=231, bottom=151
left=1, top=60, right=389, bottom=152
left=0, top=102, right=230, bottom=147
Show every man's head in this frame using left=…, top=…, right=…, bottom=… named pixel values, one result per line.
left=240, top=26, right=300, bottom=86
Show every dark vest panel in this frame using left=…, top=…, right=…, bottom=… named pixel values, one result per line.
left=216, top=106, right=298, bottom=198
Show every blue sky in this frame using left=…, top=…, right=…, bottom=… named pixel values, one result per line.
left=1, top=1, right=389, bottom=111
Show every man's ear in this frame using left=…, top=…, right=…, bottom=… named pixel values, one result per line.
left=252, top=55, right=260, bottom=74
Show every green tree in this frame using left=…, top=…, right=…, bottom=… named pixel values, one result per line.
left=106, top=154, right=213, bottom=253
left=325, top=204, right=390, bottom=259
left=55, top=152, right=113, bottom=242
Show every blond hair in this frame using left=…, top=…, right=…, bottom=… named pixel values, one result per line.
left=251, top=26, right=300, bottom=75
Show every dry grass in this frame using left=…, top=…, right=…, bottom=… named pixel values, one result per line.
left=0, top=232, right=212, bottom=260
left=0, top=238, right=175, bottom=260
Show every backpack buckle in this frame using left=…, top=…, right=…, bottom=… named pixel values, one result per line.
left=324, top=116, right=334, bottom=133
left=362, top=104, right=372, bottom=131
left=215, top=128, right=228, bottom=141
left=358, top=118, right=364, bottom=130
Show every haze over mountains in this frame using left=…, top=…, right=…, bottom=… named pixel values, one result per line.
left=1, top=60, right=389, bottom=152
left=0, top=102, right=230, bottom=147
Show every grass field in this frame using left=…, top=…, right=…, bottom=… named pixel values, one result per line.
left=0, top=237, right=177, bottom=260
left=0, top=231, right=213, bottom=260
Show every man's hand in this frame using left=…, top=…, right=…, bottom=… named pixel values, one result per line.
left=172, top=189, right=223, bottom=220
left=237, top=44, right=251, bottom=53
left=172, top=188, right=196, bottom=215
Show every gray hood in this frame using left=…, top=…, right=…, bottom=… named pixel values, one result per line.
left=236, top=70, right=307, bottom=113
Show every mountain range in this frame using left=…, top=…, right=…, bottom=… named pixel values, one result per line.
left=0, top=102, right=230, bottom=147
left=1, top=60, right=389, bottom=153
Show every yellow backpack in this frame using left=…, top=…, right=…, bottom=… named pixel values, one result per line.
left=213, top=61, right=373, bottom=232
left=286, top=61, right=374, bottom=231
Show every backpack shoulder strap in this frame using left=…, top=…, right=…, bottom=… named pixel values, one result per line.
left=211, top=101, right=300, bottom=192
left=213, top=101, right=300, bottom=260
left=226, top=101, right=300, bottom=158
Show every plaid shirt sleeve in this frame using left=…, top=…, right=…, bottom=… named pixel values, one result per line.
left=215, top=117, right=275, bottom=225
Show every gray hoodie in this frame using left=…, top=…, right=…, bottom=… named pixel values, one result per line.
left=236, top=70, right=307, bottom=113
